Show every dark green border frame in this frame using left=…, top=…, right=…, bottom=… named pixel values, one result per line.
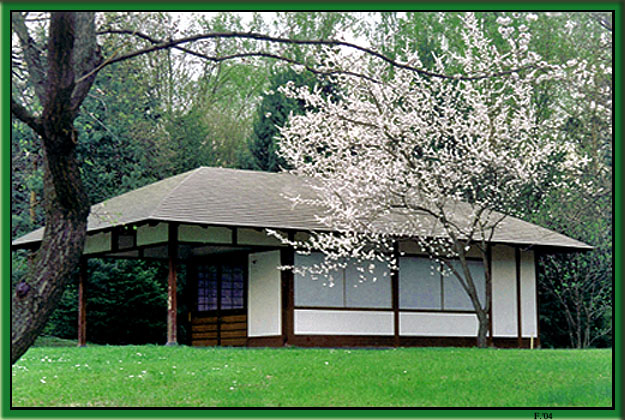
left=0, top=2, right=621, bottom=418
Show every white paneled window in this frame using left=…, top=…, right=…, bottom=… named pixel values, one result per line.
left=294, top=253, right=392, bottom=308
left=399, top=257, right=441, bottom=310
left=442, top=260, right=486, bottom=310
left=399, top=256, right=485, bottom=311
left=294, top=253, right=344, bottom=307
left=345, top=260, right=392, bottom=308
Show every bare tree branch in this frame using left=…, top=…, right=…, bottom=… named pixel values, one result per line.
left=95, top=29, right=380, bottom=84
left=87, top=29, right=539, bottom=85
left=10, top=97, right=44, bottom=136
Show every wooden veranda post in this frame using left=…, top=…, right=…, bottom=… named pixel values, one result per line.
left=166, top=223, right=178, bottom=346
left=77, top=258, right=87, bottom=347
left=392, top=241, right=400, bottom=347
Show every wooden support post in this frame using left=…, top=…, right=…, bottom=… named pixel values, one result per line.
left=281, top=232, right=295, bottom=346
left=392, top=242, right=400, bottom=347
left=77, top=259, right=87, bottom=347
left=166, top=223, right=178, bottom=346
left=487, top=245, right=493, bottom=347
left=515, top=247, right=522, bottom=348
left=534, top=248, right=542, bottom=349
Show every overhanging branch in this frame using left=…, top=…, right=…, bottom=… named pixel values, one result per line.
left=87, top=29, right=539, bottom=85
left=93, top=29, right=380, bottom=84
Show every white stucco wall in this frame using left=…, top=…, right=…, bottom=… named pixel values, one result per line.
left=178, top=225, right=232, bottom=244
left=490, top=245, right=538, bottom=338
left=84, top=232, right=112, bottom=255
left=136, top=223, right=168, bottom=246
left=491, top=245, right=518, bottom=337
left=399, top=312, right=479, bottom=336
left=238, top=228, right=285, bottom=247
left=294, top=310, right=394, bottom=335
left=248, top=251, right=282, bottom=337
left=520, top=250, right=537, bottom=337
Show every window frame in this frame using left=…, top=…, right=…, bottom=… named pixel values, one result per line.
left=293, top=252, right=393, bottom=310
left=190, top=254, right=248, bottom=317
left=398, top=255, right=486, bottom=313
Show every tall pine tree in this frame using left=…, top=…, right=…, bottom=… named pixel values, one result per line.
left=243, top=69, right=334, bottom=172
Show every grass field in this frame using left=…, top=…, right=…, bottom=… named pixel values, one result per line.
left=11, top=343, right=612, bottom=407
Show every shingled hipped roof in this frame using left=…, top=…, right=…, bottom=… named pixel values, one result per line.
left=12, top=166, right=592, bottom=250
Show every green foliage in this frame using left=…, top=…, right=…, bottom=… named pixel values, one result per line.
left=42, top=260, right=194, bottom=345
left=32, top=336, right=79, bottom=348
left=527, top=13, right=612, bottom=349
left=242, top=69, right=335, bottom=172
left=11, top=346, right=612, bottom=407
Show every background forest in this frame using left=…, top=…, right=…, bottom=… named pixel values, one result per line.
left=11, top=11, right=612, bottom=348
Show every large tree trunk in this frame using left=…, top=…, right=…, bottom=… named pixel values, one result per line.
left=11, top=12, right=97, bottom=364
left=11, top=148, right=89, bottom=363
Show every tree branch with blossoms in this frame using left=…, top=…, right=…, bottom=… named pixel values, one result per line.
left=270, top=12, right=593, bottom=347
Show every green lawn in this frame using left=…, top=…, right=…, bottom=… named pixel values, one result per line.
left=11, top=344, right=612, bottom=407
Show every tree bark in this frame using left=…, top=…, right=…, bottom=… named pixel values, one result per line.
left=11, top=12, right=96, bottom=365
left=476, top=310, right=489, bottom=348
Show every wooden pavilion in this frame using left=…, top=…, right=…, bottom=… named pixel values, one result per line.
left=12, top=167, right=591, bottom=348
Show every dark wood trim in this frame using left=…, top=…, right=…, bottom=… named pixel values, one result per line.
left=294, top=306, right=393, bottom=312
left=487, top=244, right=493, bottom=347
left=439, top=262, right=444, bottom=309
left=85, top=240, right=283, bottom=260
left=13, top=222, right=592, bottom=254
left=534, top=249, right=541, bottom=349
left=392, top=242, right=400, bottom=347
left=77, top=258, right=87, bottom=347
left=193, top=308, right=247, bottom=317
left=111, top=228, right=119, bottom=253
left=216, top=263, right=223, bottom=344
left=289, top=334, right=395, bottom=347
left=166, top=222, right=179, bottom=345
left=294, top=306, right=476, bottom=315
left=399, top=308, right=477, bottom=314
left=247, top=335, right=283, bottom=347
left=232, top=227, right=238, bottom=246
left=398, top=250, right=484, bottom=262
left=281, top=236, right=295, bottom=346
left=113, top=225, right=137, bottom=251
left=515, top=246, right=522, bottom=348
left=287, top=334, right=534, bottom=348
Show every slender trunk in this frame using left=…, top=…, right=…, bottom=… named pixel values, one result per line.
left=447, top=237, right=490, bottom=348
left=476, top=309, right=489, bottom=348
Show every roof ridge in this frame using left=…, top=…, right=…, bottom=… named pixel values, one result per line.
left=198, top=166, right=296, bottom=177
left=150, top=167, right=204, bottom=218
